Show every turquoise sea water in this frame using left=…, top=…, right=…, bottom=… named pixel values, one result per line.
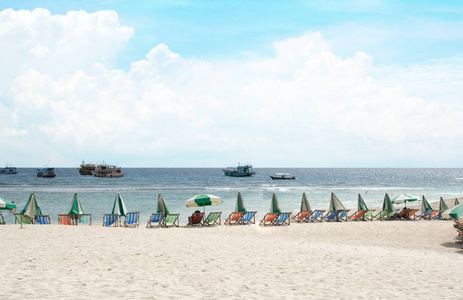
left=1, top=168, right=462, bottom=224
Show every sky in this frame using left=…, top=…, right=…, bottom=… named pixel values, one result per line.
left=0, top=0, right=463, bottom=167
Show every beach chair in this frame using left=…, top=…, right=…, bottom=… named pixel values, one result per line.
left=224, top=212, right=244, bottom=225
left=0, top=213, right=5, bottom=225
left=259, top=213, right=279, bottom=226
left=363, top=210, right=375, bottom=221
left=348, top=210, right=367, bottom=221
left=308, top=210, right=325, bottom=222
left=324, top=211, right=338, bottom=222
left=187, top=212, right=204, bottom=226
left=241, top=211, right=256, bottom=225
left=58, top=215, right=75, bottom=225
left=160, top=214, right=180, bottom=227
left=35, top=215, right=51, bottom=225
left=15, top=214, right=33, bottom=225
left=275, top=212, right=291, bottom=226
left=428, top=210, right=439, bottom=220
left=372, top=210, right=392, bottom=221
left=402, top=209, right=418, bottom=220
left=78, top=214, right=92, bottom=225
left=293, top=210, right=312, bottom=223
left=337, top=210, right=349, bottom=221
left=103, top=214, right=118, bottom=227
left=417, top=210, right=433, bottom=220
left=124, top=212, right=140, bottom=228
left=146, top=213, right=164, bottom=228
left=202, top=212, right=222, bottom=226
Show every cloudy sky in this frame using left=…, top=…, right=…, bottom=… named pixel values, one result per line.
left=1, top=1, right=463, bottom=167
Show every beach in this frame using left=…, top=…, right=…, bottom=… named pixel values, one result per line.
left=1, top=220, right=462, bottom=299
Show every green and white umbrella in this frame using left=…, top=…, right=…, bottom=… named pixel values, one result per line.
left=329, top=192, right=346, bottom=212
left=300, top=192, right=311, bottom=212
left=358, top=194, right=368, bottom=211
left=112, top=193, right=128, bottom=216
left=392, top=193, right=418, bottom=207
left=439, top=197, right=449, bottom=213
left=420, top=195, right=433, bottom=213
left=157, top=193, right=170, bottom=215
left=185, top=194, right=222, bottom=215
left=269, top=193, right=282, bottom=214
left=441, top=203, right=463, bottom=222
left=21, top=193, right=43, bottom=219
left=382, top=193, right=395, bottom=213
left=0, top=197, right=16, bottom=210
left=68, top=193, right=85, bottom=216
left=235, top=192, right=247, bottom=213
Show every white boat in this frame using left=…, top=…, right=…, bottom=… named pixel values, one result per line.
left=270, top=173, right=295, bottom=180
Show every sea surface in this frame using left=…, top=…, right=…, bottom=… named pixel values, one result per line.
left=1, top=168, right=463, bottom=224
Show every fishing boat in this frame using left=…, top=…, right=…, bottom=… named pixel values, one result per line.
left=37, top=167, right=56, bottom=178
left=93, top=164, right=123, bottom=178
left=222, top=164, right=255, bottom=177
left=0, top=165, right=18, bottom=175
left=78, top=161, right=98, bottom=175
left=270, top=173, right=295, bottom=180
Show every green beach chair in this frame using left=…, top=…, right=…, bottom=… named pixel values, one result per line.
left=363, top=210, right=375, bottom=221
left=202, top=212, right=222, bottom=226
left=160, top=214, right=180, bottom=227
left=14, top=213, right=33, bottom=225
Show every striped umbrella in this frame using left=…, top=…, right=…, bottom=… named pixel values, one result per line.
left=235, top=192, right=246, bottom=213
left=420, top=195, right=433, bottom=213
left=112, top=193, right=128, bottom=216
left=439, top=197, right=449, bottom=213
left=329, top=192, right=346, bottom=212
left=300, top=193, right=311, bottom=212
left=21, top=193, right=42, bottom=219
left=269, top=193, right=281, bottom=214
left=382, top=193, right=395, bottom=213
left=68, top=193, right=84, bottom=216
left=358, top=194, right=368, bottom=211
left=392, top=193, right=418, bottom=207
left=185, top=194, right=222, bottom=207
left=157, top=193, right=170, bottom=215
left=0, top=197, right=16, bottom=210
left=441, top=203, right=463, bottom=222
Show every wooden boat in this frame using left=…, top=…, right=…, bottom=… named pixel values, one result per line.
left=37, top=167, right=56, bottom=178
left=0, top=165, right=18, bottom=175
left=270, top=173, right=295, bottom=180
left=78, top=161, right=98, bottom=175
left=222, top=164, right=255, bottom=177
left=93, top=164, right=123, bottom=177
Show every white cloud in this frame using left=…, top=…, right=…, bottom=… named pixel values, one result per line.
left=0, top=9, right=462, bottom=167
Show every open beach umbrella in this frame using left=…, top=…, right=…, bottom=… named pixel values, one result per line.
left=185, top=194, right=222, bottom=214
left=0, top=197, right=16, bottom=210
left=439, top=197, right=449, bottom=213
left=358, top=194, right=368, bottom=211
left=157, top=193, right=170, bottom=215
left=21, top=193, right=42, bottom=219
left=441, top=203, right=463, bottom=221
left=382, top=193, right=395, bottom=213
left=300, top=192, right=311, bottom=212
left=392, top=193, right=418, bottom=207
left=269, top=193, right=282, bottom=214
left=329, top=193, right=346, bottom=212
left=68, top=193, right=84, bottom=216
left=235, top=192, right=247, bottom=213
left=112, top=193, right=128, bottom=216
left=420, top=195, right=433, bottom=213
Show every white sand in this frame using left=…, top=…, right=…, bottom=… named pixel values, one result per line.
left=1, top=220, right=462, bottom=299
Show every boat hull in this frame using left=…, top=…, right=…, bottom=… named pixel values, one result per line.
left=223, top=170, right=255, bottom=177
left=270, top=176, right=295, bottom=180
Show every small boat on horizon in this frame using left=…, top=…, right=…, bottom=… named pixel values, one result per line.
left=93, top=164, right=123, bottom=178
left=37, top=167, right=56, bottom=178
left=1, top=165, right=18, bottom=175
left=270, top=173, right=295, bottom=180
left=222, top=164, right=255, bottom=177
left=78, top=161, right=99, bottom=175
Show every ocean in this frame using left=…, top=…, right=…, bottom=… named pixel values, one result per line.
left=1, top=168, right=462, bottom=224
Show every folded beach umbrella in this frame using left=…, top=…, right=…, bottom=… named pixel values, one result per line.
left=300, top=192, right=311, bottom=212
left=269, top=193, right=282, bottom=214
left=382, top=193, right=395, bottom=213
left=157, top=193, right=170, bottom=215
left=420, top=195, right=433, bottom=213
left=392, top=193, right=418, bottom=207
left=456, top=198, right=460, bottom=206
left=329, top=192, right=346, bottom=212
left=357, top=194, right=368, bottom=211
left=235, top=192, right=246, bottom=213
left=21, top=193, right=43, bottom=219
left=0, top=197, right=16, bottom=210
left=439, top=197, right=449, bottom=213
left=68, top=193, right=85, bottom=216
left=112, top=193, right=128, bottom=216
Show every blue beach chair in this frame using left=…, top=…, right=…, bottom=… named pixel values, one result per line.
left=337, top=210, right=349, bottom=221
left=308, top=210, right=325, bottom=222
left=124, top=212, right=140, bottom=228
left=103, top=214, right=118, bottom=227
left=275, top=212, right=292, bottom=226
left=324, top=211, right=338, bottom=222
left=241, top=211, right=257, bottom=225
left=78, top=214, right=92, bottom=225
left=35, top=215, right=51, bottom=225
left=146, top=213, right=164, bottom=228
left=160, top=214, right=180, bottom=227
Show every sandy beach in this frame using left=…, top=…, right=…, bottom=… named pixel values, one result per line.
left=1, top=220, right=462, bottom=299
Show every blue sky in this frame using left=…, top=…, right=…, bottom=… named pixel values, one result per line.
left=0, top=1, right=463, bottom=167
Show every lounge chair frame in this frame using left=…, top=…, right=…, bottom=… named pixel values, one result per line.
left=259, top=213, right=279, bottom=226
left=58, top=214, right=76, bottom=225
left=124, top=212, right=140, bottom=228
left=202, top=212, right=222, bottom=226
left=324, top=211, right=338, bottom=222
left=187, top=212, right=204, bottom=226
left=35, top=215, right=51, bottom=225
left=146, top=213, right=164, bottom=228
left=275, top=212, right=292, bottom=226
left=337, top=210, right=350, bottom=222
left=293, top=210, right=312, bottom=223
left=224, top=212, right=244, bottom=225
left=348, top=210, right=367, bottom=221
left=308, top=210, right=325, bottom=222
left=103, top=214, right=119, bottom=227
left=241, top=211, right=256, bottom=225
left=160, top=214, right=180, bottom=227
